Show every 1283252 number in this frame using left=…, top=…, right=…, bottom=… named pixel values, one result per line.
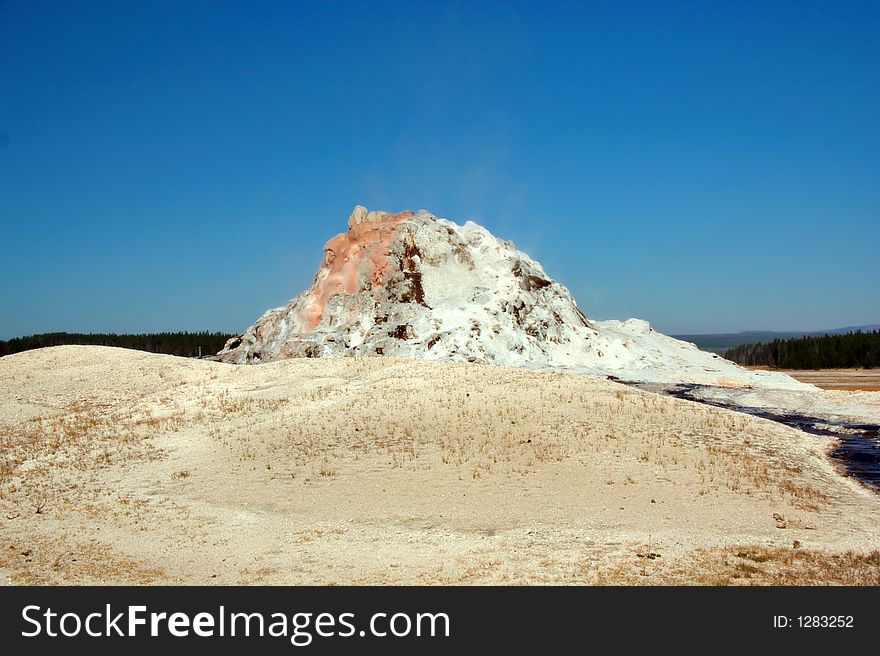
left=798, top=616, right=853, bottom=628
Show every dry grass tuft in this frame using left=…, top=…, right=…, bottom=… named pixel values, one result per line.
left=672, top=546, right=880, bottom=585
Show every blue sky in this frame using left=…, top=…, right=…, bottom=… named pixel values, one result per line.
left=1, top=0, right=877, bottom=338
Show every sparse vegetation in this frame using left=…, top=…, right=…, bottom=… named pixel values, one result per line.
left=1, top=347, right=877, bottom=585
left=628, top=545, right=880, bottom=585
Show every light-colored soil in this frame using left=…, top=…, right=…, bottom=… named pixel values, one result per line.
left=785, top=369, right=880, bottom=392
left=747, top=367, right=880, bottom=392
left=2, top=346, right=879, bottom=585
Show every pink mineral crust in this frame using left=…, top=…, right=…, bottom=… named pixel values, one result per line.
left=300, top=206, right=413, bottom=332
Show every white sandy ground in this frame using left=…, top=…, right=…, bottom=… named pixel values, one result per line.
left=1, top=346, right=879, bottom=585
left=685, top=385, right=880, bottom=427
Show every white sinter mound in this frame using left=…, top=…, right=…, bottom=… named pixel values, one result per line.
left=216, top=206, right=808, bottom=390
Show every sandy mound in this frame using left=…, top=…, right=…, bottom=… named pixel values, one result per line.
left=1, top=346, right=878, bottom=584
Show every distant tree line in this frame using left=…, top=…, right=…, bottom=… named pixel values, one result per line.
left=724, top=331, right=880, bottom=369
left=0, top=332, right=235, bottom=358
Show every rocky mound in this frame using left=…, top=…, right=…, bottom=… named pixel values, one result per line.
left=216, top=206, right=808, bottom=389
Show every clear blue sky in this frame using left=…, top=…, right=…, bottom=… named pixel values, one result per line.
left=1, top=0, right=878, bottom=339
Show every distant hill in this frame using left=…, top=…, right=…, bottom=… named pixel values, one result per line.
left=675, top=325, right=880, bottom=355
left=0, top=332, right=235, bottom=359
